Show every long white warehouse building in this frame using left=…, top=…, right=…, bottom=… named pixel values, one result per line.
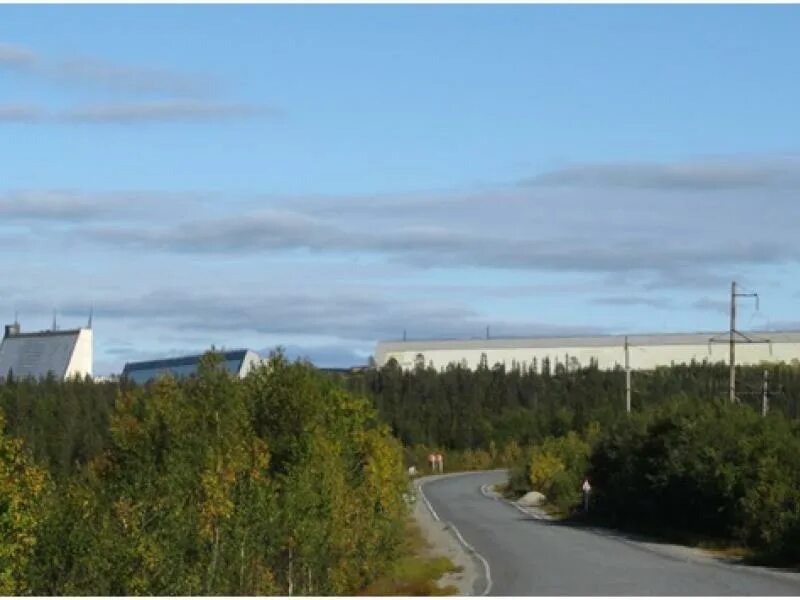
left=375, top=331, right=800, bottom=372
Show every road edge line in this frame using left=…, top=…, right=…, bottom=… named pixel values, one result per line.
left=445, top=519, right=493, bottom=596
left=416, top=478, right=441, bottom=522
left=417, top=476, right=494, bottom=596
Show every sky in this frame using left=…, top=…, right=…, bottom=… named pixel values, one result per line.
left=2, top=4, right=800, bottom=374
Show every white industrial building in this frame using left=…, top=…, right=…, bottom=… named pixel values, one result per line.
left=0, top=321, right=93, bottom=380
left=375, top=331, right=800, bottom=372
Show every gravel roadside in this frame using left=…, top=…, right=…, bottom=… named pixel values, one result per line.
left=412, top=472, right=502, bottom=596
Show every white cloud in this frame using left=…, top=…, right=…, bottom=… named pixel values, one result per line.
left=63, top=101, right=277, bottom=123
left=0, top=39, right=277, bottom=124
left=0, top=42, right=36, bottom=66
left=0, top=104, right=42, bottom=122
left=525, top=157, right=800, bottom=190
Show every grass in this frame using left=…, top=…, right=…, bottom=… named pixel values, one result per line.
left=360, top=519, right=462, bottom=596
left=696, top=541, right=751, bottom=560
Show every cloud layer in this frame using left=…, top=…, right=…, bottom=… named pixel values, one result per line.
left=5, top=154, right=799, bottom=371
left=56, top=288, right=609, bottom=344
left=63, top=157, right=800, bottom=288
left=0, top=40, right=275, bottom=124
left=526, top=157, right=800, bottom=190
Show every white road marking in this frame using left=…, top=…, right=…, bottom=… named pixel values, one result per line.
left=446, top=520, right=493, bottom=596
left=479, top=483, right=496, bottom=499
left=416, top=479, right=441, bottom=522
left=418, top=475, right=495, bottom=596
left=509, top=501, right=549, bottom=519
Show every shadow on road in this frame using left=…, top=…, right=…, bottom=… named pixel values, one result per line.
left=510, top=510, right=800, bottom=580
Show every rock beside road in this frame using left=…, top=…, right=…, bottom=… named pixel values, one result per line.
left=518, top=491, right=546, bottom=507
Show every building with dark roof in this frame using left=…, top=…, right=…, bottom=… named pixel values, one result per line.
left=122, top=349, right=262, bottom=384
left=0, top=321, right=93, bottom=380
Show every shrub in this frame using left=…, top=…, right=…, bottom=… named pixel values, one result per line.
left=588, top=398, right=800, bottom=561
left=525, top=428, right=593, bottom=510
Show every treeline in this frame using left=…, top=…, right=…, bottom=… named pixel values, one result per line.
left=340, top=358, right=800, bottom=451
left=0, top=376, right=120, bottom=479
left=0, top=354, right=407, bottom=595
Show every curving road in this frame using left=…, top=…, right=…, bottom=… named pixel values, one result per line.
left=420, top=470, right=800, bottom=596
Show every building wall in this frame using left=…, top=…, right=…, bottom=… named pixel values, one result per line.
left=65, top=328, right=93, bottom=378
left=237, top=350, right=264, bottom=377
left=376, top=334, right=800, bottom=372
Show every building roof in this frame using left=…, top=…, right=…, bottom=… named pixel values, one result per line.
left=0, top=328, right=83, bottom=380
left=376, top=330, right=800, bottom=354
left=122, top=349, right=258, bottom=384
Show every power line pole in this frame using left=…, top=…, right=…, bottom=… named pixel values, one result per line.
left=729, top=281, right=759, bottom=403
left=762, top=369, right=769, bottom=417
left=729, top=282, right=736, bottom=403
left=625, top=335, right=631, bottom=414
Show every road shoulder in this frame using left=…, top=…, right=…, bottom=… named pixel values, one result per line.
left=487, top=481, right=800, bottom=587
left=412, top=474, right=485, bottom=595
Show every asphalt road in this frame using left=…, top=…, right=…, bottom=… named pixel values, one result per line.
left=420, top=470, right=800, bottom=596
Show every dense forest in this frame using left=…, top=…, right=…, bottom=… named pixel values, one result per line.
left=0, top=354, right=407, bottom=595
left=4, top=353, right=800, bottom=592
left=340, top=358, right=800, bottom=451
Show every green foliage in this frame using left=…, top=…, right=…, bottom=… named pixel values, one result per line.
left=0, top=411, right=50, bottom=595
left=526, top=429, right=593, bottom=510
left=339, top=359, right=800, bottom=453
left=0, top=376, right=119, bottom=479
left=5, top=351, right=409, bottom=595
left=588, top=398, right=800, bottom=562
left=405, top=439, right=524, bottom=475
left=359, top=519, right=460, bottom=596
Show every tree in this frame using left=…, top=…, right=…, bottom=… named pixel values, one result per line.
left=0, top=410, right=50, bottom=595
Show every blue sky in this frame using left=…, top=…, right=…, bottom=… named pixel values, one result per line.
left=2, top=5, right=800, bottom=374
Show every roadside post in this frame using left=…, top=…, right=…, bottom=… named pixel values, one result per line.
left=582, top=478, right=592, bottom=513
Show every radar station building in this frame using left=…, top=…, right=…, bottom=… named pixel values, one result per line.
left=122, top=349, right=262, bottom=384
left=376, top=331, right=800, bottom=372
left=0, top=321, right=93, bottom=380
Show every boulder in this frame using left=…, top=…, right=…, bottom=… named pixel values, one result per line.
left=518, top=491, right=546, bottom=507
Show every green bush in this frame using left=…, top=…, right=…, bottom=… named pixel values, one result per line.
left=588, top=398, right=800, bottom=561
left=524, top=426, right=596, bottom=511
left=9, top=352, right=409, bottom=595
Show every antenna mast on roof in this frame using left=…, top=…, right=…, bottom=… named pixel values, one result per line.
left=88, top=306, right=93, bottom=329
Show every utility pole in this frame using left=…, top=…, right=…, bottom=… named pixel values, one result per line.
left=729, top=282, right=736, bottom=403
left=625, top=336, right=631, bottom=414
left=762, top=369, right=769, bottom=417
left=729, top=281, right=759, bottom=403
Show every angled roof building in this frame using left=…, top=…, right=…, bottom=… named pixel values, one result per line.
left=0, top=322, right=93, bottom=381
left=122, top=349, right=262, bottom=385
